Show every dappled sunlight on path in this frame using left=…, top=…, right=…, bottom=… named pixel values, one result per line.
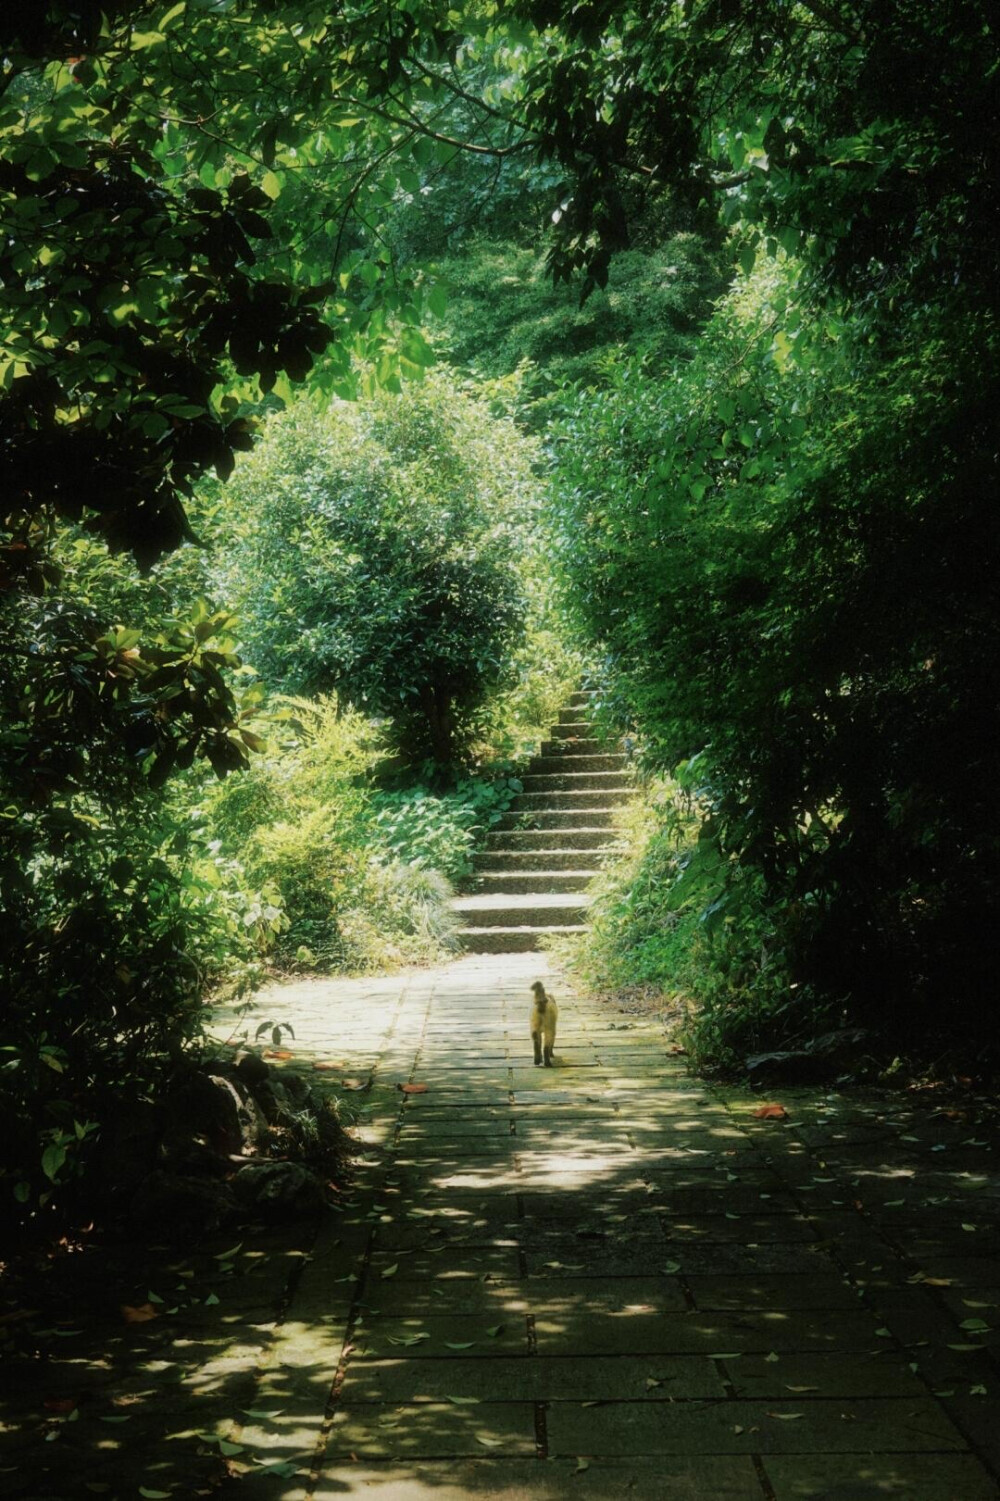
left=214, top=955, right=1000, bottom=1499
left=6, top=956, right=1000, bottom=1499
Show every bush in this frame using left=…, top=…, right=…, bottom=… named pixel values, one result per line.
left=199, top=697, right=464, bottom=972
left=215, top=371, right=537, bottom=768
left=372, top=773, right=523, bottom=883
left=560, top=778, right=840, bottom=1074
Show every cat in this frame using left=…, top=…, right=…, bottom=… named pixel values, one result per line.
left=530, top=980, right=558, bottom=1067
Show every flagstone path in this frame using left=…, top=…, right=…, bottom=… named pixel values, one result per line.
left=228, top=953, right=1000, bottom=1500
left=7, top=954, right=1000, bottom=1499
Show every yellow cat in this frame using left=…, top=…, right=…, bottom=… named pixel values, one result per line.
left=530, top=981, right=558, bottom=1067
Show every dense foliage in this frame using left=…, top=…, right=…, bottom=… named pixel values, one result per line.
left=2, top=0, right=997, bottom=1231
left=215, top=374, right=534, bottom=766
left=541, top=3, right=999, bottom=1059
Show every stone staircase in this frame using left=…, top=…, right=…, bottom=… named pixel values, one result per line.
left=452, top=690, right=630, bottom=953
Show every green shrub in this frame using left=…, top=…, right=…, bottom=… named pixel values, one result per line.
left=372, top=773, right=523, bottom=882
left=199, top=697, right=465, bottom=972
left=215, top=372, right=538, bottom=769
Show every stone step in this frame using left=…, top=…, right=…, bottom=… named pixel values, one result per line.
left=496, top=808, right=616, bottom=831
left=557, top=710, right=593, bottom=727
left=468, top=871, right=596, bottom=894
left=519, top=770, right=631, bottom=795
left=476, top=846, right=612, bottom=872
left=530, top=752, right=625, bottom=775
left=513, top=788, right=631, bottom=810
left=474, top=852, right=606, bottom=876
left=540, top=736, right=605, bottom=755
left=451, top=894, right=591, bottom=929
left=567, top=690, right=595, bottom=707
left=455, top=925, right=588, bottom=954
left=548, top=723, right=597, bottom=742
left=485, top=829, right=616, bottom=853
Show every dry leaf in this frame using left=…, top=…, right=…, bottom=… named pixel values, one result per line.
left=766, top=1411, right=804, bottom=1420
left=399, top=1082, right=428, bottom=1095
left=43, top=1397, right=78, bottom=1413
left=753, top=1104, right=788, bottom=1121
left=263, top=1049, right=294, bottom=1060
left=121, top=1303, right=158, bottom=1324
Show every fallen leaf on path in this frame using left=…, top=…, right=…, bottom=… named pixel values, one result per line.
left=341, top=1078, right=369, bottom=1091
left=753, top=1104, right=788, bottom=1121
left=313, top=1062, right=346, bottom=1071
left=475, top=1434, right=503, bottom=1448
left=43, top=1398, right=78, bottom=1413
left=446, top=1396, right=481, bottom=1405
left=263, top=1049, right=294, bottom=1060
left=573, top=1458, right=590, bottom=1474
left=399, top=1082, right=428, bottom=1094
left=445, top=1341, right=477, bottom=1350
left=121, top=1303, right=158, bottom=1324
left=766, top=1412, right=804, bottom=1420
left=785, top=1385, right=819, bottom=1393
left=486, top=1324, right=505, bottom=1337
left=380, top=1264, right=399, bottom=1279
left=645, top=1378, right=662, bottom=1390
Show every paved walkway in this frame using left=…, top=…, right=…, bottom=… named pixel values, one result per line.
left=8, top=956, right=1000, bottom=1499
left=227, top=954, right=1000, bottom=1500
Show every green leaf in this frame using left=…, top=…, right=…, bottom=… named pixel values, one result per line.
left=41, top=1144, right=67, bottom=1182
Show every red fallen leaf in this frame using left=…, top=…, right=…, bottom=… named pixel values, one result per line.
left=263, top=1049, right=294, bottom=1060
left=341, top=1078, right=369, bottom=1091
left=313, top=1061, right=347, bottom=1071
left=121, top=1302, right=158, bottom=1324
left=43, top=1397, right=78, bottom=1413
left=667, top=1045, right=688, bottom=1055
left=752, top=1104, right=788, bottom=1121
left=398, top=1082, right=428, bottom=1095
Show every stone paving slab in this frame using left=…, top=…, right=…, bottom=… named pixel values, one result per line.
left=340, top=1352, right=725, bottom=1402
left=761, top=1452, right=1000, bottom=1499
left=545, top=1396, right=967, bottom=1455
left=310, top=1455, right=765, bottom=1499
